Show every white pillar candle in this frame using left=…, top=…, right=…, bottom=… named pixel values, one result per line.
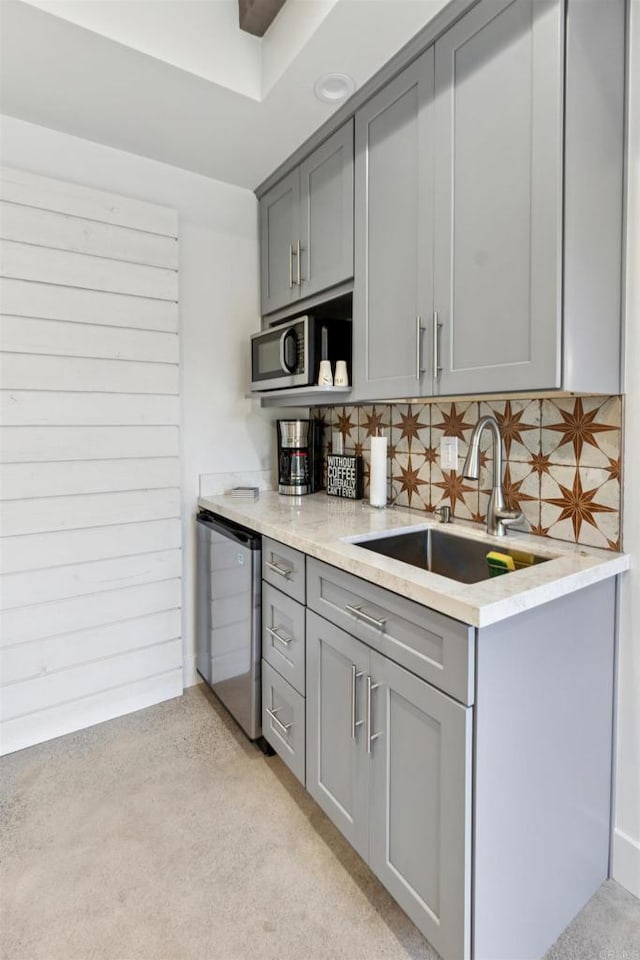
left=369, top=435, right=388, bottom=508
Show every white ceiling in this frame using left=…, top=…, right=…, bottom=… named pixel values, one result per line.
left=0, top=0, right=449, bottom=190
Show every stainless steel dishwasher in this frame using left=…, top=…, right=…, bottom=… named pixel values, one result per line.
left=196, top=510, right=262, bottom=740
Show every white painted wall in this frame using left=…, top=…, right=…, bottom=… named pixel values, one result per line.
left=0, top=114, right=273, bottom=690
left=0, top=166, right=183, bottom=753
left=614, top=1, right=640, bottom=900
left=22, top=0, right=263, bottom=99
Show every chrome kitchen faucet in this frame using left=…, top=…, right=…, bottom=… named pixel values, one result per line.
left=462, top=416, right=523, bottom=537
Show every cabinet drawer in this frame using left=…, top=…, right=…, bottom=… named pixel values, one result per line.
left=262, top=537, right=306, bottom=604
left=262, top=660, right=306, bottom=785
left=262, top=583, right=306, bottom=695
left=306, top=557, right=474, bottom=705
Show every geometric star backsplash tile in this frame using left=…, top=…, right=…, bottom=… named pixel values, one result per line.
left=314, top=394, right=623, bottom=551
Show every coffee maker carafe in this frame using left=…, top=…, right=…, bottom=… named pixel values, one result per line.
left=277, top=420, right=323, bottom=496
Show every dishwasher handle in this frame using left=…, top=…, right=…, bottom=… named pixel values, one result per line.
left=197, top=512, right=260, bottom=549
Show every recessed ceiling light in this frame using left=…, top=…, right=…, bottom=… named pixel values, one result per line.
left=313, top=73, right=356, bottom=104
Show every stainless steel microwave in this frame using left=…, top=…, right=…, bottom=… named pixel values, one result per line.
left=250, top=315, right=351, bottom=392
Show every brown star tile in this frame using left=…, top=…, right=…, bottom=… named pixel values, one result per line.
left=431, top=401, right=477, bottom=462
left=606, top=457, right=621, bottom=482
left=478, top=461, right=540, bottom=531
left=359, top=405, right=390, bottom=442
left=480, top=399, right=541, bottom=461
left=529, top=522, right=552, bottom=538
left=335, top=407, right=356, bottom=440
left=391, top=404, right=429, bottom=454
left=541, top=466, right=619, bottom=546
left=431, top=464, right=478, bottom=520
left=541, top=397, right=619, bottom=467
left=392, top=453, right=429, bottom=509
left=528, top=451, right=552, bottom=476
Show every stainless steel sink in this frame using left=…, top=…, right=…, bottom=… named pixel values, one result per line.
left=350, top=527, right=549, bottom=584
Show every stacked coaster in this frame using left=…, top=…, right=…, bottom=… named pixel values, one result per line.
left=230, top=486, right=260, bottom=501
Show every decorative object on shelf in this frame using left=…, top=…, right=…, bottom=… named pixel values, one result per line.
left=317, top=360, right=333, bottom=386
left=369, top=432, right=388, bottom=508
left=327, top=454, right=364, bottom=500
left=334, top=360, right=349, bottom=386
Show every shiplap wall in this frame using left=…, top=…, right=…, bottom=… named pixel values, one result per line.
left=0, top=166, right=182, bottom=755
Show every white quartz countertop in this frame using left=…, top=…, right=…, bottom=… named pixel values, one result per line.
left=197, top=492, right=629, bottom=627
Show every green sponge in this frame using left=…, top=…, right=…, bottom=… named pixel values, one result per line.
left=486, top=551, right=516, bottom=577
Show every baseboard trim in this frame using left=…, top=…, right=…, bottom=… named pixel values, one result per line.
left=612, top=828, right=640, bottom=898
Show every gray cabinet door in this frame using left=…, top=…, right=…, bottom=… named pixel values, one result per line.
left=300, top=121, right=354, bottom=300
left=306, top=611, right=370, bottom=860
left=369, top=649, right=472, bottom=960
left=260, top=169, right=300, bottom=315
left=353, top=49, right=435, bottom=401
left=433, top=0, right=562, bottom=395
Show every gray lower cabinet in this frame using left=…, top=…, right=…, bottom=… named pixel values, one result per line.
left=262, top=582, right=305, bottom=695
left=306, top=609, right=472, bottom=960
left=259, top=121, right=354, bottom=316
left=262, top=659, right=306, bottom=784
left=260, top=544, right=616, bottom=960
left=306, top=611, right=370, bottom=859
left=262, top=536, right=306, bottom=604
left=352, top=49, right=434, bottom=401
left=369, top=648, right=472, bottom=960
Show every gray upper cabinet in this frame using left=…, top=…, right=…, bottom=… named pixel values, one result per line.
left=300, top=123, right=354, bottom=301
left=260, top=169, right=300, bottom=315
left=369, top=649, right=472, bottom=960
left=352, top=50, right=434, bottom=401
left=433, top=0, right=563, bottom=395
left=257, top=0, right=623, bottom=396
left=259, top=122, right=354, bottom=316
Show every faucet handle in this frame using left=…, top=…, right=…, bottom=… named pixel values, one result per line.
left=496, top=507, right=524, bottom=534
left=434, top=505, right=451, bottom=524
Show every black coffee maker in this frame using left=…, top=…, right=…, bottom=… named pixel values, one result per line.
left=277, top=420, right=324, bottom=496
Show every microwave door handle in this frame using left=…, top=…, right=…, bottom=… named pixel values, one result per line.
left=280, top=330, right=297, bottom=374
left=279, top=330, right=287, bottom=374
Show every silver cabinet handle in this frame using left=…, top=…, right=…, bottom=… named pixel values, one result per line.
left=266, top=625, right=292, bottom=646
left=296, top=239, right=302, bottom=286
left=366, top=675, right=382, bottom=755
left=416, top=315, right=424, bottom=380
left=350, top=664, right=364, bottom=740
left=266, top=706, right=292, bottom=735
left=345, top=603, right=386, bottom=631
left=265, top=559, right=293, bottom=579
left=433, top=311, right=442, bottom=381
left=288, top=244, right=294, bottom=289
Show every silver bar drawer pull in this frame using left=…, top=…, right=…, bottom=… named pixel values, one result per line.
left=346, top=603, right=387, bottom=631
left=265, top=558, right=293, bottom=579
left=350, top=664, right=364, bottom=740
left=266, top=706, right=292, bottom=735
left=366, top=675, right=382, bottom=755
left=288, top=244, right=294, bottom=289
left=266, top=625, right=292, bottom=646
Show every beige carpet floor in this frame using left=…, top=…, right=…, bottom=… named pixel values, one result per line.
left=1, top=684, right=638, bottom=960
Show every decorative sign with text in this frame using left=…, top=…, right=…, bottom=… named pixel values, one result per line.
left=327, top=454, right=364, bottom=500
